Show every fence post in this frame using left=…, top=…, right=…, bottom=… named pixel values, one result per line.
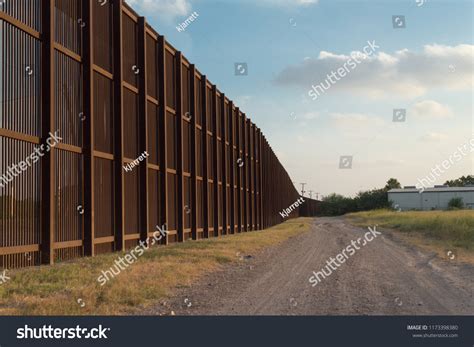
left=176, top=52, right=184, bottom=242
left=258, top=128, right=263, bottom=230
left=211, top=85, right=219, bottom=237
left=248, top=119, right=252, bottom=231
left=113, top=0, right=125, bottom=251
left=228, top=102, right=235, bottom=234
left=201, top=76, right=209, bottom=239
left=252, top=124, right=257, bottom=231
left=242, top=115, right=248, bottom=232
left=236, top=108, right=242, bottom=233
left=255, top=127, right=259, bottom=230
left=83, top=0, right=95, bottom=256
left=40, top=0, right=55, bottom=265
left=250, top=122, right=255, bottom=231
left=138, top=17, right=149, bottom=244
left=158, top=35, right=169, bottom=245
left=190, top=64, right=198, bottom=240
left=262, top=136, right=267, bottom=229
left=221, top=95, right=228, bottom=235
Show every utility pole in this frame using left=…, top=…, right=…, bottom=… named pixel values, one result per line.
left=300, top=183, right=306, bottom=197
left=315, top=192, right=320, bottom=200
left=308, top=190, right=313, bottom=199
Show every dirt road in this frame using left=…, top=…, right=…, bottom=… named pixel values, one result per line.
left=148, top=217, right=474, bottom=315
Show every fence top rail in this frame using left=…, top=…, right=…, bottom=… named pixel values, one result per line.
left=123, top=1, right=140, bottom=21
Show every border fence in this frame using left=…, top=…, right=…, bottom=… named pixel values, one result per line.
left=0, top=0, right=320, bottom=269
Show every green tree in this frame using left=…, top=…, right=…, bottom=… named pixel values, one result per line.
left=444, top=175, right=474, bottom=187
left=319, top=194, right=357, bottom=216
left=384, top=178, right=401, bottom=191
left=354, top=188, right=390, bottom=211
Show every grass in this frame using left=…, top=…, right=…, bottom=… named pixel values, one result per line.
left=0, top=218, right=312, bottom=316
left=347, top=209, right=474, bottom=262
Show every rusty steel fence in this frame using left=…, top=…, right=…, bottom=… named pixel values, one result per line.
left=0, top=0, right=320, bottom=269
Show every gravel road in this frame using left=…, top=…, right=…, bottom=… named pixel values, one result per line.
left=147, top=217, right=474, bottom=315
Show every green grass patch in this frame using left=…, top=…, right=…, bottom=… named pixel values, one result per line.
left=347, top=209, right=474, bottom=251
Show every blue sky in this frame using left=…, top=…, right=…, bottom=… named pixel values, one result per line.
left=127, top=0, right=473, bottom=196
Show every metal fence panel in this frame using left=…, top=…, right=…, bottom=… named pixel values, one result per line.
left=0, top=0, right=319, bottom=269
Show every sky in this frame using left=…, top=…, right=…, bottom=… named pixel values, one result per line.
left=126, top=0, right=473, bottom=197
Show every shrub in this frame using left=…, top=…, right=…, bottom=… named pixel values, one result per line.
left=319, top=194, right=357, bottom=216
left=448, top=197, right=464, bottom=210
left=316, top=178, right=401, bottom=216
left=355, top=189, right=390, bottom=211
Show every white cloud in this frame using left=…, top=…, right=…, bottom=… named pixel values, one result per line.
left=126, top=0, right=317, bottom=20
left=275, top=44, right=474, bottom=99
left=411, top=100, right=454, bottom=120
left=295, top=111, right=320, bottom=127
left=302, top=111, right=320, bottom=119
left=330, top=112, right=386, bottom=128
left=126, top=0, right=191, bottom=21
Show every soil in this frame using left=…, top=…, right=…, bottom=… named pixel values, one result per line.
left=144, top=217, right=474, bottom=315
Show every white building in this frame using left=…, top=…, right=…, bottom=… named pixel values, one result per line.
left=388, top=186, right=474, bottom=211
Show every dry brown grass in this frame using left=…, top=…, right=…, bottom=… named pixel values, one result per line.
left=0, top=218, right=312, bottom=315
